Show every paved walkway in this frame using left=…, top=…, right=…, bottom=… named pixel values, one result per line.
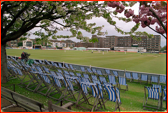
left=1, top=98, right=26, bottom=112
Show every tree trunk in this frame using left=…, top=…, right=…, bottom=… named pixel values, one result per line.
left=1, top=43, right=8, bottom=83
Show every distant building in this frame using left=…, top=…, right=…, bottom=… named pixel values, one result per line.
left=75, top=42, right=94, bottom=47
left=23, top=38, right=33, bottom=49
left=91, top=35, right=161, bottom=51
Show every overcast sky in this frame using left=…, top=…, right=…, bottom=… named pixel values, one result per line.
left=28, top=2, right=166, bottom=47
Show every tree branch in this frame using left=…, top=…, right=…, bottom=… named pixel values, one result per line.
left=149, top=8, right=167, bottom=35
left=147, top=25, right=166, bottom=39
left=4, top=4, right=29, bottom=32
left=52, top=20, right=71, bottom=27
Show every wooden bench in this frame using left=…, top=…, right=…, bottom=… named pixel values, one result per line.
left=48, top=100, right=74, bottom=112
left=1, top=87, right=74, bottom=112
left=1, top=87, right=45, bottom=112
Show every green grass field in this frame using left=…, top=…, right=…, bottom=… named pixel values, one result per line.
left=6, top=49, right=166, bottom=74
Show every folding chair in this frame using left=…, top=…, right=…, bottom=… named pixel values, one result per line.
left=92, top=68, right=97, bottom=74
left=76, top=73, right=82, bottom=77
left=63, top=70, right=69, bottom=75
left=87, top=68, right=93, bottom=74
left=152, top=84, right=162, bottom=93
left=150, top=76, right=159, bottom=84
left=38, top=60, right=45, bottom=65
left=33, top=60, right=40, bottom=65
left=48, top=75, right=77, bottom=104
left=132, top=72, right=139, bottom=82
left=162, top=87, right=166, bottom=101
left=7, top=66, right=22, bottom=81
left=50, top=71, right=57, bottom=77
left=97, top=70, right=103, bottom=76
left=112, top=71, right=118, bottom=77
left=69, top=64, right=76, bottom=71
left=141, top=74, right=148, bottom=84
left=108, top=75, right=117, bottom=86
left=36, top=66, right=44, bottom=74
left=118, top=76, right=128, bottom=91
left=57, top=69, right=63, bottom=73
left=159, top=75, right=166, bottom=84
left=42, top=66, right=50, bottom=73
left=44, top=59, right=51, bottom=65
left=103, top=85, right=121, bottom=111
left=80, top=67, right=86, bottom=73
left=50, top=61, right=59, bottom=68
left=25, top=71, right=45, bottom=92
left=76, top=82, right=105, bottom=112
left=105, top=69, right=111, bottom=75
left=58, top=63, right=65, bottom=69
left=91, top=75, right=98, bottom=81
left=143, top=86, right=161, bottom=111
left=99, top=76, right=112, bottom=86
left=125, top=72, right=132, bottom=82
left=69, top=71, right=75, bottom=77
left=83, top=74, right=90, bottom=79
left=35, top=73, right=54, bottom=96
left=64, top=63, right=70, bottom=70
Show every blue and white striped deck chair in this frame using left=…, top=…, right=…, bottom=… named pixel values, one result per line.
left=99, top=76, right=112, bottom=86
left=163, top=88, right=166, bottom=101
left=33, top=60, right=39, bottom=65
left=77, top=82, right=105, bottom=111
left=105, top=69, right=111, bottom=75
left=152, top=84, right=162, bottom=93
left=52, top=76, right=62, bottom=88
left=42, top=66, right=50, bottom=73
left=8, top=67, right=22, bottom=80
left=40, top=74, right=51, bottom=84
left=59, top=77, right=78, bottom=102
left=44, top=60, right=51, bottom=66
left=81, top=77, right=90, bottom=88
left=112, top=71, right=118, bottom=77
left=87, top=68, right=93, bottom=73
left=91, top=75, right=98, bottom=81
left=76, top=73, right=82, bottom=77
left=108, top=75, right=117, bottom=85
left=58, top=63, right=65, bottom=69
left=50, top=71, right=57, bottom=77
left=25, top=71, right=44, bottom=92
left=37, top=73, right=62, bottom=96
left=83, top=74, right=90, bottom=79
left=56, top=72, right=63, bottom=77
left=69, top=64, right=75, bottom=71
left=92, top=68, right=97, bottom=74
left=80, top=66, right=86, bottom=73
left=36, top=66, right=44, bottom=74
left=118, top=77, right=128, bottom=91
left=69, top=72, right=75, bottom=77
left=132, top=72, right=139, bottom=81
left=64, top=63, right=70, bottom=69
left=97, top=70, right=103, bottom=76
left=57, top=69, right=62, bottom=73
left=63, top=70, right=69, bottom=75
left=38, top=60, right=45, bottom=65
left=50, top=61, right=59, bottom=68
left=159, top=75, right=166, bottom=84
left=151, top=76, right=159, bottom=84
left=104, top=85, right=121, bottom=111
left=125, top=72, right=132, bottom=81
left=11, top=57, right=18, bottom=63
left=141, top=74, right=148, bottom=84
left=99, top=76, right=107, bottom=84
left=143, top=86, right=161, bottom=110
